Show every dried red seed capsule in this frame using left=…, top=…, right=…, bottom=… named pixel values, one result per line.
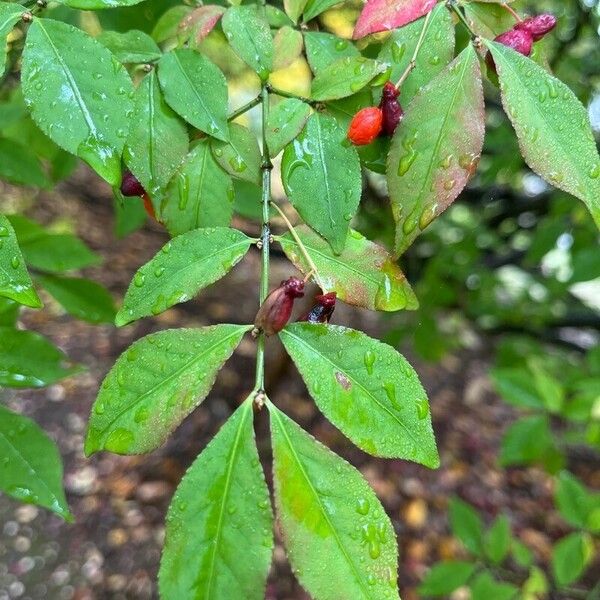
left=254, top=277, right=305, bottom=336
left=515, top=14, right=557, bottom=41
left=120, top=170, right=146, bottom=197
left=379, top=83, right=404, bottom=136
left=347, top=107, right=383, bottom=146
left=300, top=292, right=337, bottom=324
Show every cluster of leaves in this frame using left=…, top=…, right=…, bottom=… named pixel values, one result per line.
left=420, top=476, right=600, bottom=598
left=0, top=0, right=598, bottom=597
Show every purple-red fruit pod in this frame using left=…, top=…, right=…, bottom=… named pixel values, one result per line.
left=120, top=170, right=146, bottom=197
left=515, top=14, right=557, bottom=41
left=494, top=28, right=533, bottom=56
left=254, top=277, right=305, bottom=336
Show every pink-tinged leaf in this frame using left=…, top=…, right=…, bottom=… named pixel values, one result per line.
left=386, top=45, right=485, bottom=256
left=179, top=5, right=225, bottom=45
left=353, top=0, right=437, bottom=39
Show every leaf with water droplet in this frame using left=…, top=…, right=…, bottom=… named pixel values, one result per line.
left=159, top=399, right=273, bottom=598
left=276, top=225, right=417, bottom=311
left=0, top=215, right=41, bottom=308
left=269, top=404, right=400, bottom=599
left=157, top=49, right=229, bottom=142
left=486, top=40, right=600, bottom=229
left=279, top=323, right=439, bottom=465
left=387, top=45, right=484, bottom=256
left=266, top=98, right=311, bottom=157
left=21, top=18, right=134, bottom=185
left=211, top=122, right=261, bottom=186
left=282, top=113, right=361, bottom=254
left=115, top=227, right=252, bottom=326
left=0, top=404, right=72, bottom=520
left=304, top=31, right=359, bottom=75
left=97, top=29, right=162, bottom=64
left=85, top=324, right=251, bottom=455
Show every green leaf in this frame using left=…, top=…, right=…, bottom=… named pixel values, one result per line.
left=158, top=399, right=273, bottom=599
left=490, top=367, right=544, bottom=409
left=124, top=70, right=189, bottom=201
left=0, top=2, right=26, bottom=78
left=222, top=6, right=273, bottom=80
left=273, top=26, right=304, bottom=71
left=85, top=324, right=250, bottom=455
left=528, top=357, right=564, bottom=413
left=277, top=226, right=418, bottom=311
left=21, top=18, right=135, bottom=185
left=499, top=415, right=553, bottom=467
left=266, top=98, right=311, bottom=157
left=387, top=44, right=485, bottom=256
left=555, top=471, right=600, bottom=533
left=0, top=404, right=71, bottom=520
left=152, top=6, right=193, bottom=44
left=311, top=56, right=385, bottom=101
left=551, top=532, right=594, bottom=586
left=303, top=32, right=359, bottom=75
left=0, top=138, right=50, bottom=188
left=98, top=29, right=162, bottom=64
left=161, top=140, right=234, bottom=236
left=449, top=497, right=484, bottom=556
left=0, top=215, right=42, bottom=308
left=57, top=0, right=145, bottom=9
left=512, top=539, right=533, bottom=568
left=484, top=515, right=511, bottom=565
left=115, top=227, right=252, bottom=326
left=486, top=41, right=600, bottom=229
left=211, top=122, right=261, bottom=185
left=469, top=572, right=518, bottom=600
left=36, top=274, right=116, bottom=324
left=269, top=404, right=400, bottom=600
left=284, top=0, right=308, bottom=24
left=378, top=4, right=454, bottom=105
left=18, top=233, right=101, bottom=274
left=158, top=49, right=229, bottom=142
left=282, top=112, right=361, bottom=254
left=279, top=323, right=438, bottom=465
left=418, top=561, right=476, bottom=596
left=0, top=326, right=81, bottom=388
left=113, top=194, right=147, bottom=238
left=302, top=0, right=344, bottom=22
left=462, top=2, right=514, bottom=39
left=0, top=297, right=19, bottom=326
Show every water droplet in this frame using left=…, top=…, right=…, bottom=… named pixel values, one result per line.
left=589, top=164, right=600, bottom=179
left=154, top=267, right=165, bottom=278
left=134, top=405, right=149, bottom=424
left=363, top=351, right=376, bottom=375
left=416, top=398, right=429, bottom=420
left=94, top=401, right=105, bottom=415
left=429, top=55, right=440, bottom=66
left=391, top=41, right=406, bottom=63
left=0, top=226, right=8, bottom=237
left=397, top=135, right=418, bottom=177
left=443, top=179, right=456, bottom=191
left=10, top=256, right=20, bottom=269
left=439, top=154, right=453, bottom=169
left=133, top=272, right=146, bottom=287
left=335, top=39, right=348, bottom=51
left=356, top=497, right=370, bottom=515
left=162, top=242, right=172, bottom=254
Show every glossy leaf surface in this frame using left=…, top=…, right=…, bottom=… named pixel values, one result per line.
left=270, top=404, right=400, bottom=600
left=98, top=30, right=162, bottom=64
left=282, top=113, right=361, bottom=254
left=387, top=45, right=485, bottom=255
left=0, top=215, right=41, bottom=308
left=0, top=404, right=71, bottom=520
left=487, top=41, right=600, bottom=228
left=0, top=2, right=26, bottom=77
left=161, top=140, right=234, bottom=236
left=22, top=19, right=134, bottom=185
left=85, top=325, right=250, bottom=455
left=303, top=32, right=359, bottom=75
left=116, top=228, right=252, bottom=326
left=159, top=400, right=273, bottom=599
left=158, top=49, right=229, bottom=142
left=211, top=123, right=262, bottom=185
left=277, top=226, right=418, bottom=311
left=266, top=98, right=311, bottom=157
left=353, top=0, right=437, bottom=39
left=0, top=327, right=81, bottom=388
left=279, top=323, right=438, bottom=464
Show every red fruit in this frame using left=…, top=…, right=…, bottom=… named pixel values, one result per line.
left=142, top=193, right=156, bottom=221
left=254, top=277, right=305, bottom=336
left=120, top=169, right=146, bottom=197
left=515, top=14, right=557, bottom=41
left=300, top=292, right=337, bottom=324
left=379, top=82, right=404, bottom=136
left=494, top=28, right=533, bottom=56
left=348, top=107, right=383, bottom=146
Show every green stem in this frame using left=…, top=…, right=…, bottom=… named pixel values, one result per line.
left=266, top=83, right=318, bottom=106
left=270, top=201, right=325, bottom=289
left=446, top=0, right=479, bottom=40
left=254, top=83, right=272, bottom=394
left=228, top=94, right=262, bottom=122
left=395, top=9, right=434, bottom=89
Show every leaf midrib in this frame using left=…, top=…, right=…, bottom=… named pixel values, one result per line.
left=271, top=407, right=375, bottom=600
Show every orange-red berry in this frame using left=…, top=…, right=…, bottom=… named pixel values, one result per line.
left=348, top=107, right=383, bottom=146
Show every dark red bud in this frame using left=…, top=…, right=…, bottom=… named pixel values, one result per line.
left=347, top=107, right=383, bottom=146
left=378, top=81, right=403, bottom=136
left=254, top=277, right=305, bottom=336
left=494, top=28, right=533, bottom=56
left=120, top=170, right=146, bottom=197
left=515, top=14, right=557, bottom=41
left=381, top=81, right=400, bottom=100
left=300, top=292, right=337, bottom=324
